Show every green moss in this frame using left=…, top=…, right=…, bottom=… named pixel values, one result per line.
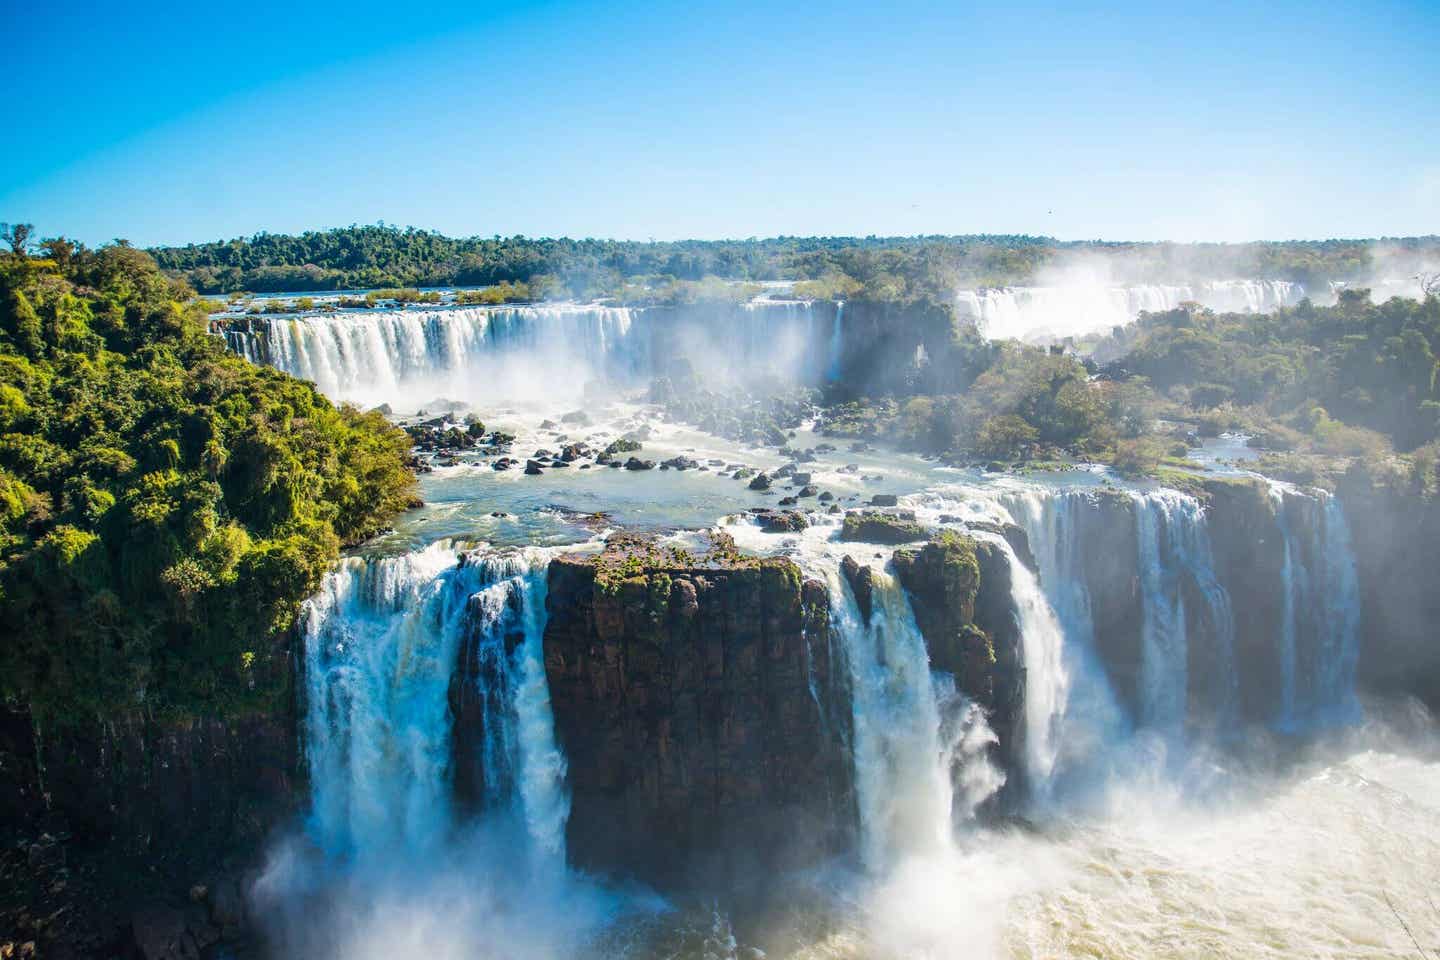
left=840, top=511, right=929, bottom=544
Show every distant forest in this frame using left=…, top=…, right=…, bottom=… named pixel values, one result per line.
left=148, top=225, right=1440, bottom=300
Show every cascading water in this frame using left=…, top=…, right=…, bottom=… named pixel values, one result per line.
left=1000, top=489, right=1127, bottom=792
left=824, top=558, right=1004, bottom=868
left=826, top=563, right=954, bottom=868
left=959, top=279, right=1304, bottom=342
left=300, top=542, right=567, bottom=863
left=971, top=531, right=1070, bottom=798
left=227, top=299, right=837, bottom=406
left=1134, top=493, right=1192, bottom=737
left=1269, top=485, right=1363, bottom=730
left=826, top=300, right=845, bottom=382
left=1134, top=490, right=1241, bottom=740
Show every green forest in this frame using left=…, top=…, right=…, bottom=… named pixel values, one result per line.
left=0, top=226, right=419, bottom=722
left=149, top=223, right=1434, bottom=300
left=825, top=289, right=1440, bottom=494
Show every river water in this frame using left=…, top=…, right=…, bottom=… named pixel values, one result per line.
left=241, top=357, right=1434, bottom=958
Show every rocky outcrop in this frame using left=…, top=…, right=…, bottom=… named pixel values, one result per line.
left=840, top=509, right=929, bottom=544
left=0, top=709, right=294, bottom=956
left=892, top=531, right=1025, bottom=792
left=542, top=534, right=854, bottom=889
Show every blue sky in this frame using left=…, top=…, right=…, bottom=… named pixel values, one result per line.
left=5, top=0, right=1439, bottom=246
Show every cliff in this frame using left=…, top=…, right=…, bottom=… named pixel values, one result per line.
left=0, top=708, right=296, bottom=956
left=891, top=530, right=1025, bottom=796
left=1337, top=471, right=1440, bottom=710
left=541, top=534, right=854, bottom=889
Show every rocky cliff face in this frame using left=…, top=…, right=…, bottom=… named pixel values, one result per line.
left=891, top=530, right=1025, bottom=797
left=1338, top=472, right=1440, bottom=710
left=1199, top=478, right=1287, bottom=724
left=827, top=299, right=984, bottom=398
left=0, top=708, right=295, bottom=956
left=542, top=534, right=854, bottom=889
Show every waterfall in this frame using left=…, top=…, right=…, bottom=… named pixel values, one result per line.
left=826, top=301, right=845, bottom=382
left=1315, top=496, right=1361, bottom=724
left=300, top=542, right=567, bottom=863
left=1001, top=489, right=1126, bottom=788
left=1269, top=486, right=1363, bottom=730
left=226, top=299, right=839, bottom=404
left=1002, top=487, right=1236, bottom=756
left=826, top=560, right=1001, bottom=868
left=1132, top=491, right=1237, bottom=738
left=972, top=530, right=1069, bottom=796
left=827, top=563, right=950, bottom=867
left=960, top=279, right=1305, bottom=341
left=236, top=305, right=645, bottom=407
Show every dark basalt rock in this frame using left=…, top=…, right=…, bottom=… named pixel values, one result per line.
left=760, top=510, right=808, bottom=533
left=525, top=460, right=544, bottom=475
left=542, top=535, right=854, bottom=889
left=748, top=473, right=772, bottom=491
left=869, top=493, right=899, bottom=507
left=840, top=509, right=928, bottom=544
left=624, top=457, right=655, bottom=471
left=840, top=555, right=876, bottom=624
left=892, top=531, right=1025, bottom=807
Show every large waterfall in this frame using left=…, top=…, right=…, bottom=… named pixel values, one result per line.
left=999, top=485, right=1359, bottom=773
left=960, top=279, right=1304, bottom=342
left=300, top=542, right=567, bottom=862
left=226, top=299, right=836, bottom=406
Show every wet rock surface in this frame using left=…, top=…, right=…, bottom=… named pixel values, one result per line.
left=542, top=534, right=854, bottom=889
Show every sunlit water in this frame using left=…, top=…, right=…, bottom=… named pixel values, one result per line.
left=250, top=385, right=1426, bottom=960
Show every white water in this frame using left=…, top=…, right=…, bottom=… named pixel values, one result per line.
left=1134, top=491, right=1196, bottom=738
left=300, top=543, right=567, bottom=861
left=1270, top=486, right=1364, bottom=731
left=826, top=300, right=846, bottom=382
left=827, top=563, right=958, bottom=868
left=960, top=279, right=1304, bottom=342
left=227, top=300, right=835, bottom=406
left=259, top=391, right=1399, bottom=959
left=972, top=530, right=1070, bottom=796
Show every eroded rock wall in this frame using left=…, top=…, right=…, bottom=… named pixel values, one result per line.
left=542, top=537, right=854, bottom=888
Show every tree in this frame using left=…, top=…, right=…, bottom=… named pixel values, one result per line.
left=1, top=223, right=33, bottom=255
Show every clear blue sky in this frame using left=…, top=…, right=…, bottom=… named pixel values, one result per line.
left=5, top=0, right=1438, bottom=247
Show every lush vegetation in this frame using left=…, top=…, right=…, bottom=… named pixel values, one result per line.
left=1102, top=292, right=1440, bottom=451
left=822, top=285, right=1440, bottom=489
left=0, top=225, right=418, bottom=722
left=149, top=224, right=1436, bottom=302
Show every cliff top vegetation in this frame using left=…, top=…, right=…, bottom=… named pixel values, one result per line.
left=0, top=224, right=419, bottom=722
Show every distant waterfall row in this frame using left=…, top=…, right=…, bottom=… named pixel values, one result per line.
left=225, top=300, right=840, bottom=406
left=958, top=279, right=1305, bottom=341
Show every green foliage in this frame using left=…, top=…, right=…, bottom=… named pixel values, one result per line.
left=1106, top=293, right=1440, bottom=453
left=0, top=238, right=418, bottom=723
left=149, top=225, right=1429, bottom=306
